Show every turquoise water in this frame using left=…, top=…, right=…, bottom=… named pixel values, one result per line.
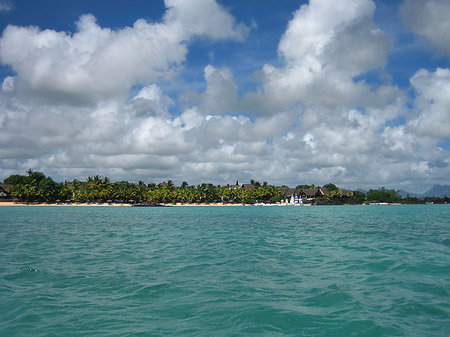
left=0, top=205, right=449, bottom=336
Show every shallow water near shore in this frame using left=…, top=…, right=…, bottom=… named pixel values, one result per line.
left=1, top=205, right=449, bottom=336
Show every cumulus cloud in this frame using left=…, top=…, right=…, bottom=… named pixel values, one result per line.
left=163, top=0, right=249, bottom=41
left=0, top=0, right=448, bottom=192
left=245, top=0, right=390, bottom=114
left=1, top=14, right=177, bottom=104
left=0, top=0, right=248, bottom=105
left=408, top=68, right=450, bottom=138
left=401, top=0, right=450, bottom=55
left=278, top=0, right=386, bottom=74
left=128, top=85, right=173, bottom=118
left=198, top=65, right=239, bottom=114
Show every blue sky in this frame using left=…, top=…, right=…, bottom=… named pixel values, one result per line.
left=0, top=0, right=449, bottom=192
left=0, top=0, right=442, bottom=89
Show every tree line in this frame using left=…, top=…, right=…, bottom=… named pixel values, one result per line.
left=2, top=171, right=447, bottom=204
left=2, top=172, right=283, bottom=204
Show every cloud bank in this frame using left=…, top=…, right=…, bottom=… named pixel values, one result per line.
left=0, top=0, right=449, bottom=192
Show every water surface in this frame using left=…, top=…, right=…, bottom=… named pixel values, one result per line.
left=1, top=205, right=449, bottom=336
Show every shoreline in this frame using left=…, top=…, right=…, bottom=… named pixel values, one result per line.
left=0, top=201, right=131, bottom=207
left=0, top=201, right=292, bottom=207
left=0, top=201, right=255, bottom=207
left=0, top=201, right=435, bottom=207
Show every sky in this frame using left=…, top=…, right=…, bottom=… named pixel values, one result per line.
left=0, top=0, right=449, bottom=193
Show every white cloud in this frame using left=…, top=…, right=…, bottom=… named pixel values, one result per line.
left=243, top=0, right=391, bottom=115
left=278, top=0, right=384, bottom=74
left=128, top=85, right=173, bottom=117
left=401, top=0, right=450, bottom=55
left=0, top=0, right=448, bottom=193
left=0, top=0, right=248, bottom=105
left=1, top=76, right=13, bottom=91
left=199, top=65, right=239, bottom=114
left=0, top=14, right=183, bottom=104
left=163, top=0, right=249, bottom=41
left=408, top=68, right=450, bottom=138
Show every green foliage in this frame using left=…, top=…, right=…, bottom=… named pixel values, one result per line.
left=28, top=172, right=46, bottom=185
left=325, top=190, right=342, bottom=199
left=4, top=172, right=408, bottom=205
left=270, top=195, right=282, bottom=203
left=296, top=184, right=310, bottom=189
left=250, top=179, right=261, bottom=188
left=4, top=174, right=28, bottom=185
left=423, top=196, right=450, bottom=204
left=4, top=171, right=47, bottom=186
left=296, top=184, right=319, bottom=189
left=38, top=177, right=59, bottom=202
left=403, top=196, right=421, bottom=204
left=353, top=191, right=366, bottom=204
left=323, top=183, right=338, bottom=191
left=366, top=187, right=402, bottom=203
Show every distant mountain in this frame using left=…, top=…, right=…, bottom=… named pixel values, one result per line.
left=397, top=190, right=421, bottom=198
left=423, top=185, right=450, bottom=197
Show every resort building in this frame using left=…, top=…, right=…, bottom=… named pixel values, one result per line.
left=278, top=186, right=335, bottom=204
left=0, top=184, right=11, bottom=201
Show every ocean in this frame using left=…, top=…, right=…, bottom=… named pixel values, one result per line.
left=0, top=205, right=449, bottom=336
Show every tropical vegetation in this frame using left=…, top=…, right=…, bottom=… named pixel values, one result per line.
left=1, top=172, right=447, bottom=205
left=2, top=171, right=284, bottom=204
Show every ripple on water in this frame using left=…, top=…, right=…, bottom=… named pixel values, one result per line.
left=0, top=205, right=449, bottom=336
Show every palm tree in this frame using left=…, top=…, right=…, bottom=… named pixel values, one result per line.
left=135, top=184, right=148, bottom=202
left=145, top=188, right=158, bottom=203
left=23, top=184, right=40, bottom=202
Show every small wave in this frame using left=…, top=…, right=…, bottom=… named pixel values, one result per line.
left=3, top=268, right=39, bottom=281
left=25, top=267, right=38, bottom=272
